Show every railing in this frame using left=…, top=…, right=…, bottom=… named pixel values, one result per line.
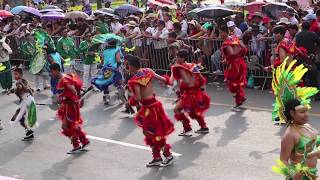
left=9, top=36, right=273, bottom=88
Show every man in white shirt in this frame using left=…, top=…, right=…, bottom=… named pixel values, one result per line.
left=151, top=20, right=169, bottom=69
left=286, top=9, right=299, bottom=25
left=177, top=13, right=188, bottom=35
left=227, top=21, right=242, bottom=38
left=110, top=16, right=123, bottom=34
left=152, top=20, right=169, bottom=48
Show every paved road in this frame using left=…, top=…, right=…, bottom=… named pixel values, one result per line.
left=0, top=77, right=320, bottom=180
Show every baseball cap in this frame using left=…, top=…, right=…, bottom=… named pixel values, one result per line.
left=227, top=21, right=235, bottom=28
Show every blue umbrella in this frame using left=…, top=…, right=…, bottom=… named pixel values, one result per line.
left=115, top=4, right=142, bottom=18
left=10, top=6, right=28, bottom=15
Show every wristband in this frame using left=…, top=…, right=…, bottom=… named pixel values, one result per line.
left=129, top=97, right=138, bottom=106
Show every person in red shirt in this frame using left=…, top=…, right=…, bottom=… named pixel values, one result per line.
left=127, top=56, right=174, bottom=167
left=221, top=35, right=248, bottom=111
left=165, top=49, right=210, bottom=136
left=306, top=11, right=320, bottom=34
left=50, top=63, right=90, bottom=154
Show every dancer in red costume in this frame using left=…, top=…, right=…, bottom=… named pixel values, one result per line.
left=126, top=56, right=174, bottom=167
left=49, top=63, right=90, bottom=154
left=264, top=26, right=307, bottom=70
left=166, top=49, right=210, bottom=137
left=221, top=35, right=248, bottom=111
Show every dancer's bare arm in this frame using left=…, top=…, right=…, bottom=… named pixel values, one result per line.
left=280, top=130, right=296, bottom=166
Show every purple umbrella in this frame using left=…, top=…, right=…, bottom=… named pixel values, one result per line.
left=115, top=4, right=142, bottom=18
left=20, top=7, right=41, bottom=17
left=41, top=12, right=65, bottom=20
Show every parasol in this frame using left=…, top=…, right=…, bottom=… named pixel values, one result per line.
left=93, top=10, right=114, bottom=17
left=262, top=2, right=295, bottom=20
left=196, top=6, right=234, bottom=18
left=187, top=8, right=201, bottom=19
left=92, top=34, right=124, bottom=45
left=148, top=0, right=177, bottom=9
left=0, top=10, right=14, bottom=18
left=40, top=5, right=63, bottom=13
left=65, top=11, right=89, bottom=20
left=98, top=8, right=115, bottom=14
left=244, top=1, right=266, bottom=14
left=20, top=7, right=42, bottom=17
left=115, top=4, right=143, bottom=18
left=41, top=12, right=65, bottom=20
left=10, top=6, right=28, bottom=15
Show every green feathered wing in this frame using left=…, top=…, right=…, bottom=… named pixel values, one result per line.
left=29, top=29, right=55, bottom=74
left=27, top=101, right=37, bottom=129
left=271, top=58, right=319, bottom=123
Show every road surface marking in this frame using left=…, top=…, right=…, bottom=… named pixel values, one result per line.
left=0, top=176, right=21, bottom=180
left=162, top=97, right=320, bottom=117
left=87, top=135, right=182, bottom=157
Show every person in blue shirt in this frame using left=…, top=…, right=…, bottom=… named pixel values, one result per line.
left=92, top=39, right=126, bottom=105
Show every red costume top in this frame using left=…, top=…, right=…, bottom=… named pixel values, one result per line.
left=128, top=68, right=174, bottom=139
left=222, top=35, right=247, bottom=64
left=222, top=36, right=247, bottom=87
left=274, top=38, right=307, bottom=68
left=56, top=74, right=83, bottom=125
left=171, top=63, right=210, bottom=116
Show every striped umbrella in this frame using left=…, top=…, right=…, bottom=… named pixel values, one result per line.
left=20, top=7, right=42, bottom=17
left=41, top=12, right=65, bottom=20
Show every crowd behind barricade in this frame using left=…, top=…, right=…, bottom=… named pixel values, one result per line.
left=1, top=0, right=320, bottom=98
left=2, top=1, right=320, bottom=174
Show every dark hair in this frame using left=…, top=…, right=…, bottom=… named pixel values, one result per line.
left=273, top=25, right=286, bottom=35
left=301, top=21, right=310, bottom=30
left=270, top=20, right=277, bottom=27
left=290, top=1, right=298, bottom=6
left=173, top=22, right=181, bottom=30
left=124, top=54, right=134, bottom=60
left=168, top=31, right=177, bottom=39
left=316, top=9, right=320, bottom=17
left=50, top=63, right=61, bottom=72
left=219, top=25, right=228, bottom=34
left=146, top=9, right=154, bottom=14
left=158, top=20, right=165, bottom=26
left=162, top=7, right=169, bottom=12
left=128, top=56, right=141, bottom=68
left=284, top=98, right=302, bottom=123
left=288, top=24, right=299, bottom=31
left=13, top=67, right=23, bottom=75
left=177, top=49, right=189, bottom=60
left=105, top=39, right=117, bottom=48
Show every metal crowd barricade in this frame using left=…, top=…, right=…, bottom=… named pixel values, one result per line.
left=9, top=35, right=273, bottom=90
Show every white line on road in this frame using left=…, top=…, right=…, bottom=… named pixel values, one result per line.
left=87, top=135, right=182, bottom=157
left=162, top=97, right=320, bottom=117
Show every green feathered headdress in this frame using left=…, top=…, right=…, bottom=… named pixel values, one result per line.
left=271, top=57, right=319, bottom=124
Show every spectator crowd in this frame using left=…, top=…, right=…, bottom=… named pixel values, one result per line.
left=1, top=0, right=320, bottom=100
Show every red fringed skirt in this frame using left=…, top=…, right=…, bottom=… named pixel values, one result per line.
left=135, top=97, right=174, bottom=139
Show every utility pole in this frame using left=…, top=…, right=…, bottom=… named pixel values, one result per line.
left=97, top=0, right=102, bottom=9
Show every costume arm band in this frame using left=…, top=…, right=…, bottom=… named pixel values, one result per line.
left=129, top=97, right=139, bottom=106
left=162, top=75, right=172, bottom=85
